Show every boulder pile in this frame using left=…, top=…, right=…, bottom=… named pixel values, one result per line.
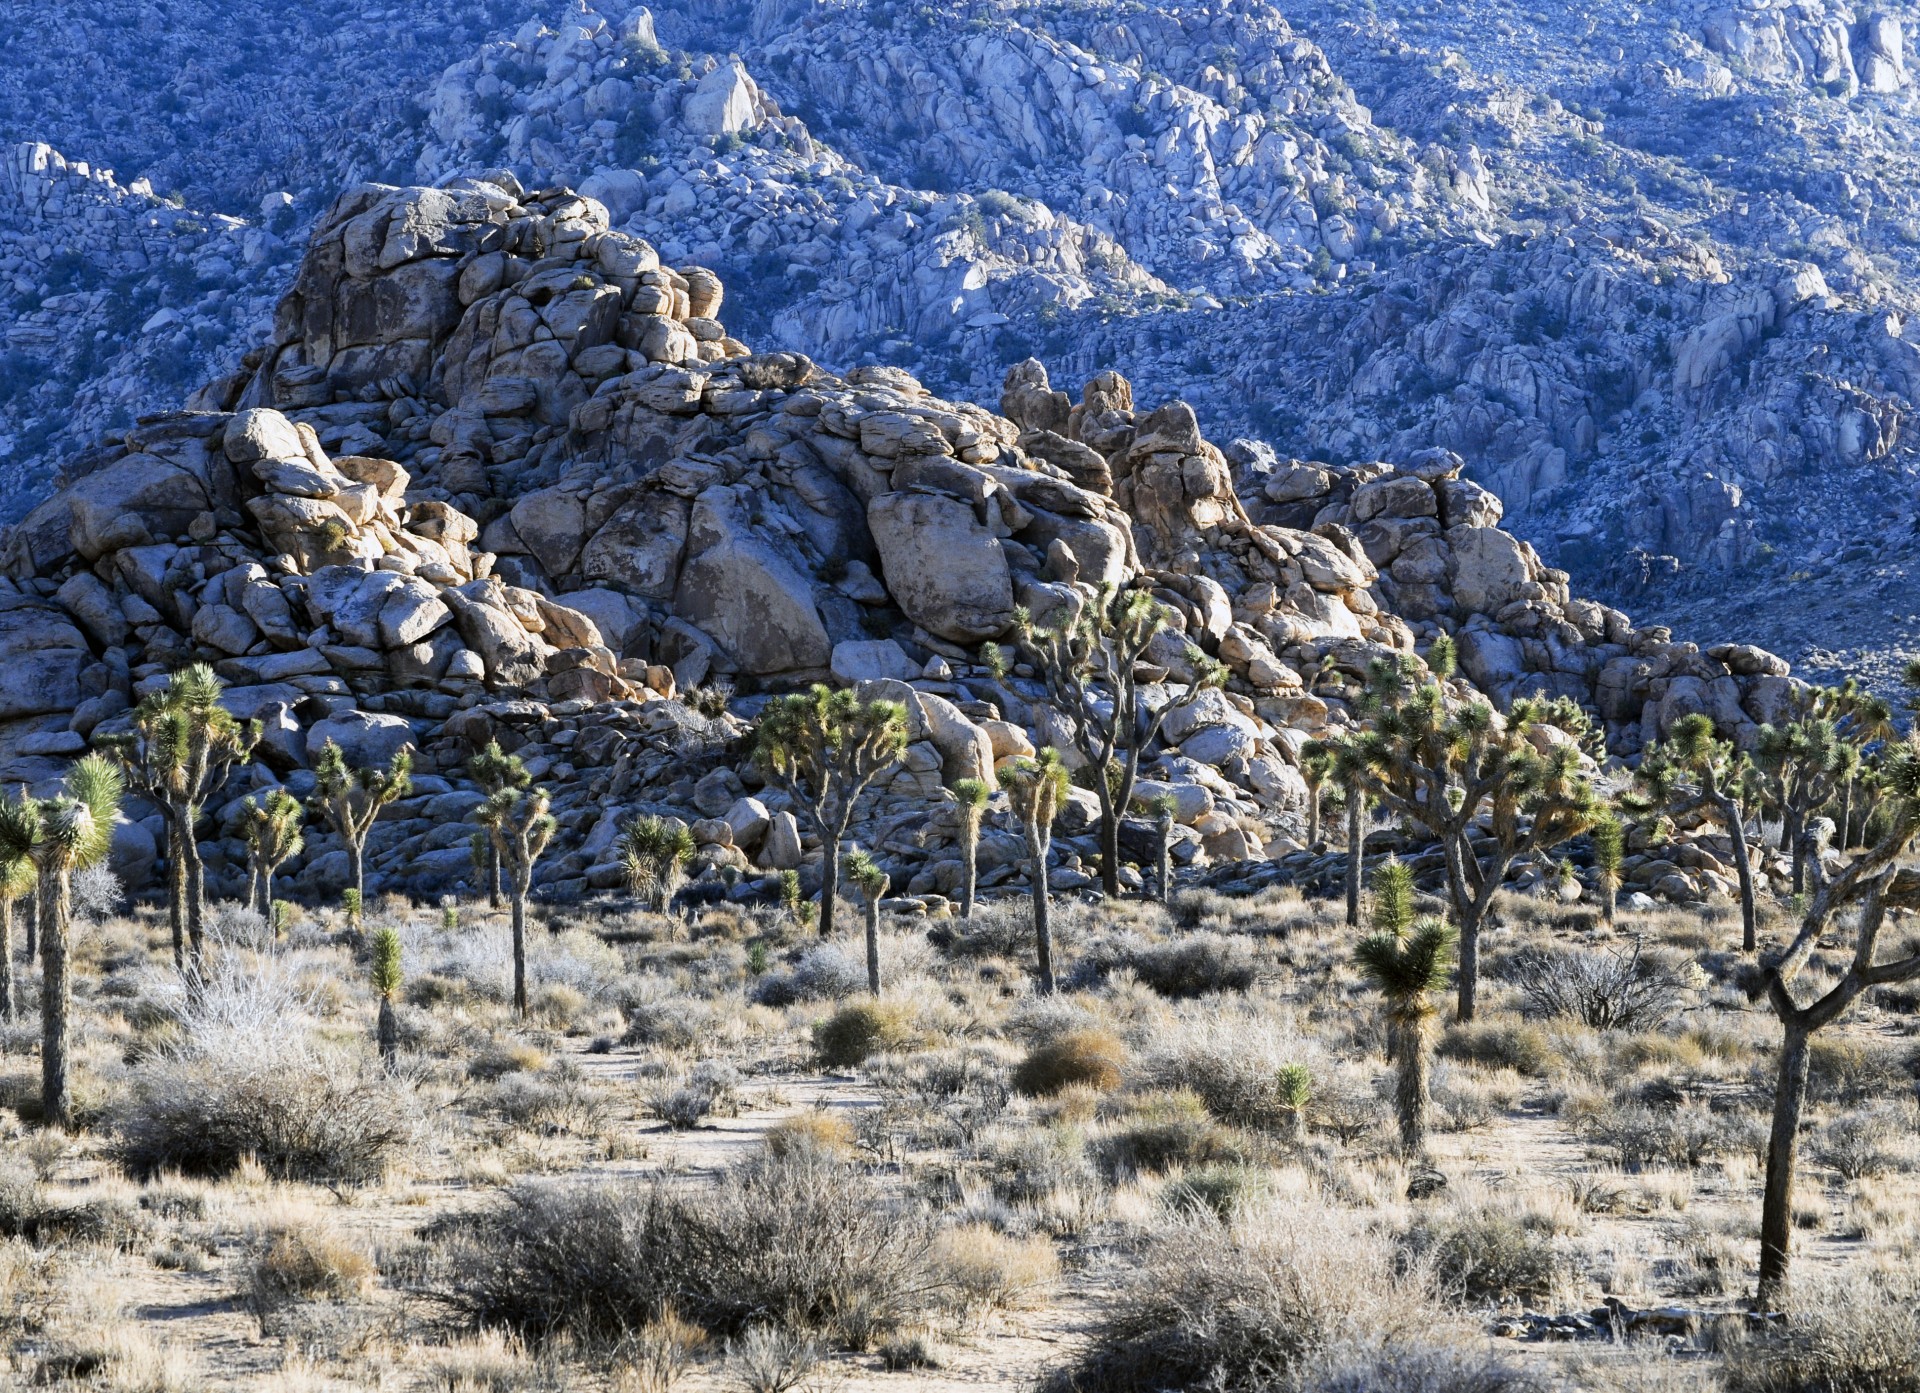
left=0, top=176, right=1804, bottom=911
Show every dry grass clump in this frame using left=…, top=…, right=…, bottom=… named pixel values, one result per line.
left=643, top=1060, right=743, bottom=1129
left=1093, top=1090, right=1251, bottom=1180
left=1437, top=1017, right=1557, bottom=1077
left=446, top=1148, right=938, bottom=1346
left=932, top=1222, right=1059, bottom=1312
left=1013, top=1028, right=1126, bottom=1097
left=245, top=1218, right=376, bottom=1315
left=1723, top=1269, right=1920, bottom=1391
left=763, top=1110, right=856, bottom=1161
left=813, top=1000, right=915, bottom=1069
left=1042, top=1203, right=1444, bottom=1393
left=1302, top=1342, right=1553, bottom=1393
left=1139, top=1013, right=1317, bottom=1133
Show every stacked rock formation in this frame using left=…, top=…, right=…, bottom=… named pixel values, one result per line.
left=0, top=176, right=1802, bottom=911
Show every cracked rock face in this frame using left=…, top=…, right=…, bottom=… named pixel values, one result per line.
left=0, top=177, right=1801, bottom=917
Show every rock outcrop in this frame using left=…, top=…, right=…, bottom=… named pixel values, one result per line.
left=0, top=177, right=1803, bottom=914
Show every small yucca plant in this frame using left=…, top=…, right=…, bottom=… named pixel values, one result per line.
left=370, top=926, right=402, bottom=1071
left=843, top=847, right=890, bottom=995
left=621, top=815, right=696, bottom=914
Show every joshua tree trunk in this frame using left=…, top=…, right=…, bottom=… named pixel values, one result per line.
left=377, top=997, right=398, bottom=1071
left=510, top=875, right=528, bottom=1017
left=1839, top=779, right=1855, bottom=850
left=1600, top=877, right=1616, bottom=925
left=816, top=811, right=847, bottom=938
left=1784, top=806, right=1805, bottom=896
left=1306, top=787, right=1321, bottom=849
left=960, top=826, right=979, bottom=920
left=1345, top=793, right=1364, bottom=928
left=1030, top=850, right=1055, bottom=994
left=22, top=885, right=34, bottom=960
left=1393, top=1017, right=1432, bottom=1155
left=1155, top=810, right=1173, bottom=904
left=347, top=840, right=366, bottom=920
left=1097, top=783, right=1121, bottom=900
left=178, top=812, right=206, bottom=959
left=166, top=830, right=187, bottom=969
left=1724, top=798, right=1759, bottom=952
left=39, top=866, right=71, bottom=1129
left=0, top=897, right=13, bottom=1022
left=1757, top=1023, right=1812, bottom=1310
left=864, top=897, right=882, bottom=995
left=489, top=847, right=502, bottom=911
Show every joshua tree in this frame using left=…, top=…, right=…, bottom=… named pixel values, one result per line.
left=476, top=784, right=556, bottom=1016
left=947, top=778, right=991, bottom=919
left=1589, top=814, right=1624, bottom=926
left=1332, top=641, right=1601, bottom=1020
left=0, top=756, right=123, bottom=1129
left=843, top=847, right=890, bottom=994
left=621, top=814, right=695, bottom=913
left=370, top=925, right=402, bottom=1071
left=1300, top=744, right=1331, bottom=850
left=1355, top=858, right=1456, bottom=1155
left=242, top=789, right=304, bottom=921
left=1016, top=586, right=1227, bottom=897
left=1138, top=791, right=1178, bottom=903
left=999, top=748, right=1071, bottom=995
left=1752, top=706, right=1848, bottom=896
left=468, top=740, right=525, bottom=908
left=1632, top=713, right=1761, bottom=951
left=754, top=685, right=908, bottom=940
left=1831, top=683, right=1897, bottom=847
left=314, top=740, right=413, bottom=923
left=99, top=663, right=257, bottom=968
left=0, top=812, right=31, bottom=1022
left=1751, top=740, right=1920, bottom=1309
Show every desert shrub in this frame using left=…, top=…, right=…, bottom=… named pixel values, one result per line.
left=814, top=1000, right=913, bottom=1069
left=116, top=929, right=414, bottom=1183
left=933, top=1223, right=1058, bottom=1311
left=1437, top=1019, right=1556, bottom=1077
left=1162, top=1163, right=1271, bottom=1222
left=975, top=1126, right=1096, bottom=1207
left=868, top=1048, right=1011, bottom=1144
left=1043, top=1206, right=1439, bottom=1393
left=644, top=1061, right=742, bottom=1130
left=1724, top=1271, right=1920, bottom=1392
left=1302, top=1343, right=1552, bottom=1393
left=1808, top=1036, right=1910, bottom=1106
left=484, top=1067, right=613, bottom=1136
left=1813, top=1103, right=1915, bottom=1181
left=1094, top=1091, right=1249, bottom=1180
left=1141, top=1022, right=1315, bottom=1132
left=753, top=943, right=866, bottom=1006
left=1578, top=1101, right=1757, bottom=1172
left=448, top=1150, right=938, bottom=1344
left=1071, top=930, right=1259, bottom=997
left=764, top=1110, right=855, bottom=1161
left=1400, top=1210, right=1562, bottom=1307
left=467, top=1039, right=549, bottom=1081
left=1505, top=939, right=1689, bottom=1030
left=729, top=1323, right=825, bottom=1393
left=1013, top=1029, right=1126, bottom=1097
left=1122, top=933, right=1259, bottom=998
left=246, top=1221, right=375, bottom=1314
left=117, top=1047, right=411, bottom=1183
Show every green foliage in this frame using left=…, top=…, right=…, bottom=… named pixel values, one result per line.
left=342, top=888, right=362, bottom=925
left=1369, top=857, right=1415, bottom=938
left=1355, top=920, right=1457, bottom=1018
left=620, top=815, right=696, bottom=912
left=369, top=927, right=403, bottom=1000
left=1274, top=1063, right=1312, bottom=1113
left=843, top=847, right=889, bottom=902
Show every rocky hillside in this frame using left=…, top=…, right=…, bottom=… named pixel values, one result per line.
left=0, top=178, right=1801, bottom=916
left=7, top=0, right=1920, bottom=683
